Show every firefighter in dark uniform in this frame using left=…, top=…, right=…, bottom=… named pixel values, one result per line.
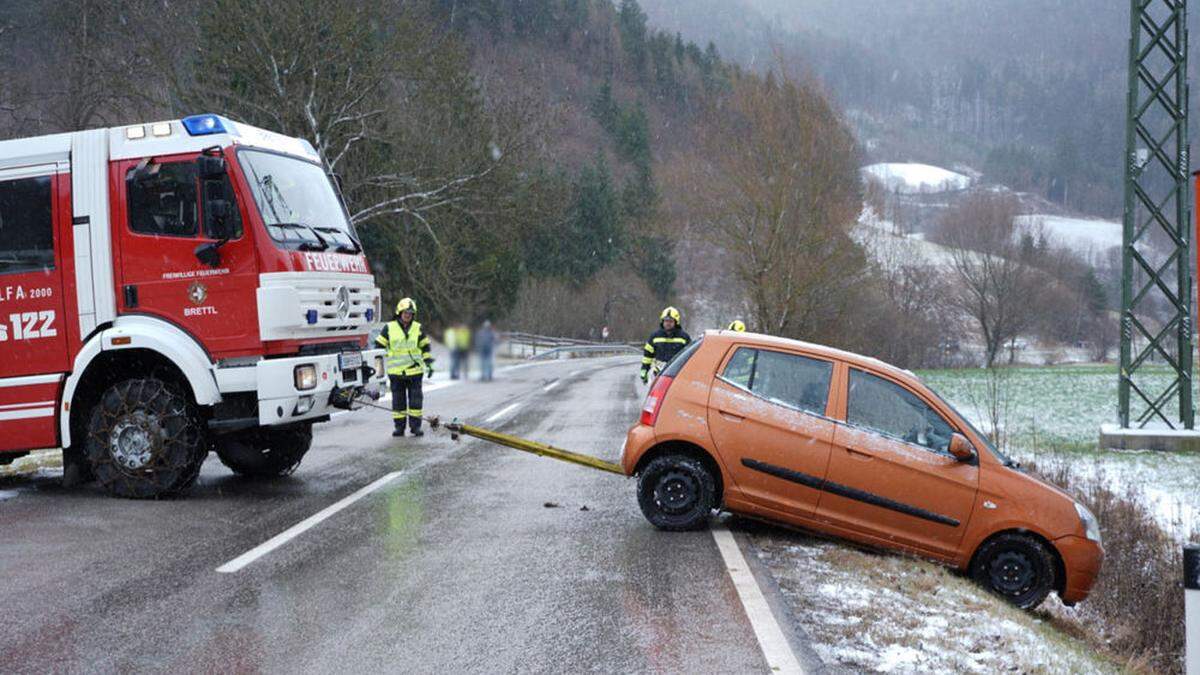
left=639, top=306, right=692, bottom=383
left=376, top=298, right=434, bottom=437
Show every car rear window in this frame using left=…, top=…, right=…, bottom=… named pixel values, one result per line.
left=720, top=347, right=832, bottom=416
left=662, top=337, right=702, bottom=377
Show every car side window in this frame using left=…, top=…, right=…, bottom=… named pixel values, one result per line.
left=721, top=347, right=832, bottom=416
left=847, top=369, right=955, bottom=454
left=0, top=175, right=54, bottom=275
left=127, top=162, right=199, bottom=237
left=721, top=347, right=756, bottom=388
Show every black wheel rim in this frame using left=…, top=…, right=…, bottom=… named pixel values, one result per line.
left=989, top=550, right=1037, bottom=597
left=654, top=469, right=699, bottom=514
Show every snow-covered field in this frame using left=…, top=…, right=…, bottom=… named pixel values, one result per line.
left=862, top=162, right=972, bottom=194
left=1014, top=215, right=1122, bottom=254
left=855, top=207, right=960, bottom=269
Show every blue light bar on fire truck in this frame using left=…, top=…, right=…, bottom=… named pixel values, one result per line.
left=181, top=114, right=231, bottom=136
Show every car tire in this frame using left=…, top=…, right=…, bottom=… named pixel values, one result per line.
left=85, top=378, right=207, bottom=499
left=970, top=532, right=1057, bottom=610
left=216, top=425, right=313, bottom=478
left=637, top=454, right=716, bottom=531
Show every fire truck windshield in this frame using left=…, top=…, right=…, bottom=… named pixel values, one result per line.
left=238, top=149, right=361, bottom=253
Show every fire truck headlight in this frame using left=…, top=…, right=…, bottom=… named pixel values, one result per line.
left=294, top=365, right=317, bottom=391
left=375, top=356, right=385, bottom=378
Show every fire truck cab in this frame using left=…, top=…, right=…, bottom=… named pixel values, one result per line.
left=0, top=114, right=386, bottom=498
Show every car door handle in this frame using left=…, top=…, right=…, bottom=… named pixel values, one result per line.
left=718, top=409, right=745, bottom=422
left=844, top=447, right=873, bottom=461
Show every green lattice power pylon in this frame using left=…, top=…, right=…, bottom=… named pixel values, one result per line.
left=1119, top=0, right=1193, bottom=429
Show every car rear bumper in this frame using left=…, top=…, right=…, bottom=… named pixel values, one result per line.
left=622, top=424, right=656, bottom=476
left=1055, top=534, right=1104, bottom=605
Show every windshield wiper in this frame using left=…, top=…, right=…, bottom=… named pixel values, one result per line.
left=270, top=222, right=329, bottom=251
left=312, top=225, right=362, bottom=254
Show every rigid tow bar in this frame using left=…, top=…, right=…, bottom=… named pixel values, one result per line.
left=343, top=394, right=626, bottom=476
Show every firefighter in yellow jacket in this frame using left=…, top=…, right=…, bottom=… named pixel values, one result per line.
left=376, top=298, right=435, bottom=437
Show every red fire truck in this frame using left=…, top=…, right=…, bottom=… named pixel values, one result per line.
left=0, top=114, right=386, bottom=498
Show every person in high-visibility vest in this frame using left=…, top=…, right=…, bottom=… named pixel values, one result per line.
left=640, top=306, right=691, bottom=383
left=727, top=319, right=746, bottom=332
left=376, top=298, right=435, bottom=437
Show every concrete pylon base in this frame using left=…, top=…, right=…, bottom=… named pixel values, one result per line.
left=1099, top=423, right=1200, bottom=452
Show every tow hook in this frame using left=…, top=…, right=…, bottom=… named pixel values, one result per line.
left=329, top=386, right=358, bottom=410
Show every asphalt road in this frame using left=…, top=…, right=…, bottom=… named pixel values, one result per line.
left=0, top=357, right=808, bottom=673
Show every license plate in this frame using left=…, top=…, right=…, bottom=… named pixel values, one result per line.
left=338, top=352, right=363, bottom=371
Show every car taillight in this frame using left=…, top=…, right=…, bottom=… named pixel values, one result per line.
left=640, top=375, right=674, bottom=426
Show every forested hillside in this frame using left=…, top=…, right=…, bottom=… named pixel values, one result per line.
left=643, top=0, right=1162, bottom=218
left=0, top=0, right=871, bottom=346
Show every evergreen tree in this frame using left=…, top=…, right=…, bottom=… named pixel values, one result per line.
left=618, top=0, right=648, bottom=76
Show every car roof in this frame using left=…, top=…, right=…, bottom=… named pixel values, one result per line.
left=701, top=329, right=921, bottom=386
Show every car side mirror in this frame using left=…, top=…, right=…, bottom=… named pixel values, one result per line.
left=949, top=433, right=976, bottom=462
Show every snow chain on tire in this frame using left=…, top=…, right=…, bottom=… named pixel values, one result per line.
left=85, top=378, right=207, bottom=499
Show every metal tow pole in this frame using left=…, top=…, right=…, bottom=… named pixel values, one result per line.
left=427, top=417, right=626, bottom=476
left=341, top=394, right=626, bottom=476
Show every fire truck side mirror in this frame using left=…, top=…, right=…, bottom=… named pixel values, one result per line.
left=194, top=241, right=222, bottom=268
left=197, top=155, right=226, bottom=179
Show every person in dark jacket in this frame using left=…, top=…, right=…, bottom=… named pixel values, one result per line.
left=639, top=306, right=692, bottom=383
left=476, top=320, right=497, bottom=382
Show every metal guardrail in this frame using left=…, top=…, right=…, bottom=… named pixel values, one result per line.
left=527, top=344, right=640, bottom=361
left=500, top=332, right=639, bottom=360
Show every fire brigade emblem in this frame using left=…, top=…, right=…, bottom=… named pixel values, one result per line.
left=188, top=281, right=208, bottom=305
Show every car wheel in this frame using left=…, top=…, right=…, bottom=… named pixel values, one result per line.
left=970, top=532, right=1057, bottom=610
left=85, top=378, right=207, bottom=499
left=637, top=454, right=716, bottom=531
left=216, top=425, right=313, bottom=478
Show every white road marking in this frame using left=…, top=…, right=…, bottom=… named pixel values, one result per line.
left=543, top=380, right=560, bottom=392
left=485, top=403, right=520, bottom=423
left=216, top=471, right=405, bottom=573
left=711, top=523, right=805, bottom=674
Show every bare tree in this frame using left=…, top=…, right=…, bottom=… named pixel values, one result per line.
left=685, top=71, right=864, bottom=339
left=936, top=192, right=1048, bottom=366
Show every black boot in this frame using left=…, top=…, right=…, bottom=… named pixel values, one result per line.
left=409, top=422, right=424, bottom=438
left=392, top=421, right=406, bottom=437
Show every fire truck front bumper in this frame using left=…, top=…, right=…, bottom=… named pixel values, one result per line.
left=214, top=348, right=387, bottom=428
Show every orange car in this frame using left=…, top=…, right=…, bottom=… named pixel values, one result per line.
left=623, top=331, right=1103, bottom=609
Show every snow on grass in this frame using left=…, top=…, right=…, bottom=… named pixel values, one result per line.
left=0, top=448, right=60, bottom=477
left=855, top=206, right=960, bottom=269
left=750, top=528, right=1115, bottom=673
left=918, top=364, right=1200, bottom=537
left=1014, top=215, right=1122, bottom=253
left=862, top=162, right=972, bottom=194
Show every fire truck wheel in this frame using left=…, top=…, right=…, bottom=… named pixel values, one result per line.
left=85, top=378, right=207, bottom=499
left=215, top=425, right=313, bottom=478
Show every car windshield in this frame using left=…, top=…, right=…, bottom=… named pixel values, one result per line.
left=238, top=149, right=361, bottom=253
left=925, top=386, right=1015, bottom=467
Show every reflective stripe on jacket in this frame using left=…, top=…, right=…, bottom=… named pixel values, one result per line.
left=640, top=327, right=691, bottom=373
left=377, top=320, right=433, bottom=376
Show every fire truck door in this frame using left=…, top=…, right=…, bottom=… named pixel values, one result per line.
left=114, top=154, right=257, bottom=355
left=0, top=166, right=71, bottom=451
